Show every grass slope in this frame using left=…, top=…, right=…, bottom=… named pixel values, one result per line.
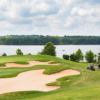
left=0, top=55, right=99, bottom=100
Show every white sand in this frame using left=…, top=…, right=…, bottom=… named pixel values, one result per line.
left=5, top=61, right=59, bottom=68
left=0, top=69, right=80, bottom=94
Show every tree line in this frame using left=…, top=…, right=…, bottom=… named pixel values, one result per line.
left=39, top=42, right=100, bottom=63
left=0, top=35, right=100, bottom=45
left=63, top=49, right=99, bottom=63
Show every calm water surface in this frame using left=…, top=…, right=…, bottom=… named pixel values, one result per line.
left=0, top=45, right=100, bottom=57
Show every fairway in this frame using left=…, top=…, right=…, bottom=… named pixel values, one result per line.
left=0, top=55, right=99, bottom=100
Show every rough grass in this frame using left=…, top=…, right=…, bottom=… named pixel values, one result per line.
left=44, top=65, right=67, bottom=74
left=0, top=55, right=99, bottom=100
left=0, top=63, right=6, bottom=67
left=14, top=61, right=29, bottom=64
left=0, top=68, right=31, bottom=78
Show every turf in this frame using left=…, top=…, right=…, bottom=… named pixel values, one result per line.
left=0, top=55, right=99, bottom=100
left=0, top=63, right=6, bottom=67
left=14, top=61, right=29, bottom=64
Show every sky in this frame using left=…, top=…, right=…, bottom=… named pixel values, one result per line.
left=0, top=0, right=99, bottom=36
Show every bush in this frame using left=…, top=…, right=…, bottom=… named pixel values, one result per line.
left=2, top=53, right=7, bottom=56
left=70, top=53, right=77, bottom=62
left=63, top=54, right=70, bottom=60
left=16, top=49, right=23, bottom=55
left=41, top=42, right=56, bottom=56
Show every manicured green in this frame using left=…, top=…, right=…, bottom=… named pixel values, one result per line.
left=0, top=55, right=99, bottom=100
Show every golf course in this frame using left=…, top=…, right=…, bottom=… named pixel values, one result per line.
left=0, top=0, right=99, bottom=99
left=0, top=55, right=99, bottom=100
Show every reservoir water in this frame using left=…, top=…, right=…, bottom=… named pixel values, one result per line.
left=0, top=45, right=99, bottom=57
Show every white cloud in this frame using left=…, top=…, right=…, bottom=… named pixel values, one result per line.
left=31, top=2, right=49, bottom=13
left=0, top=0, right=99, bottom=36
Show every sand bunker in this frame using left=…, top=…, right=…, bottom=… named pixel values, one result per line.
left=5, top=61, right=59, bottom=68
left=0, top=69, right=80, bottom=94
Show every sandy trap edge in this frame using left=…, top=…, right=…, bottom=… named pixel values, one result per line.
left=5, top=60, right=59, bottom=68
left=0, top=69, right=80, bottom=94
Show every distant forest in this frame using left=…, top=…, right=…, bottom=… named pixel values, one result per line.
left=0, top=35, right=100, bottom=45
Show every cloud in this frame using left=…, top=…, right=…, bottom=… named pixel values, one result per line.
left=0, top=0, right=99, bottom=36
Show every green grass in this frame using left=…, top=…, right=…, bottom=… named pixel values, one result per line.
left=14, top=61, right=29, bottom=64
left=44, top=65, right=67, bottom=74
left=0, top=63, right=6, bottom=67
left=0, top=68, right=32, bottom=78
left=0, top=55, right=99, bottom=100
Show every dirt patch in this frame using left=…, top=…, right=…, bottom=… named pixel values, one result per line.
left=0, top=69, right=80, bottom=94
left=5, top=61, right=59, bottom=68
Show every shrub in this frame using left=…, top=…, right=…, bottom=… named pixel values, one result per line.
left=2, top=53, right=7, bottom=56
left=63, top=54, right=70, bottom=60
left=70, top=53, right=77, bottom=62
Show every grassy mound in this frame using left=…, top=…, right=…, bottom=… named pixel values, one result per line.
left=14, top=61, right=29, bottom=64
left=0, top=63, right=6, bottom=67
left=0, top=55, right=99, bottom=100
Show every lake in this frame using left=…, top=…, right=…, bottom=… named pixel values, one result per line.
left=0, top=45, right=100, bottom=57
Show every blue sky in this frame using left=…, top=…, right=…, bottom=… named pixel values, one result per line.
left=0, top=0, right=99, bottom=36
